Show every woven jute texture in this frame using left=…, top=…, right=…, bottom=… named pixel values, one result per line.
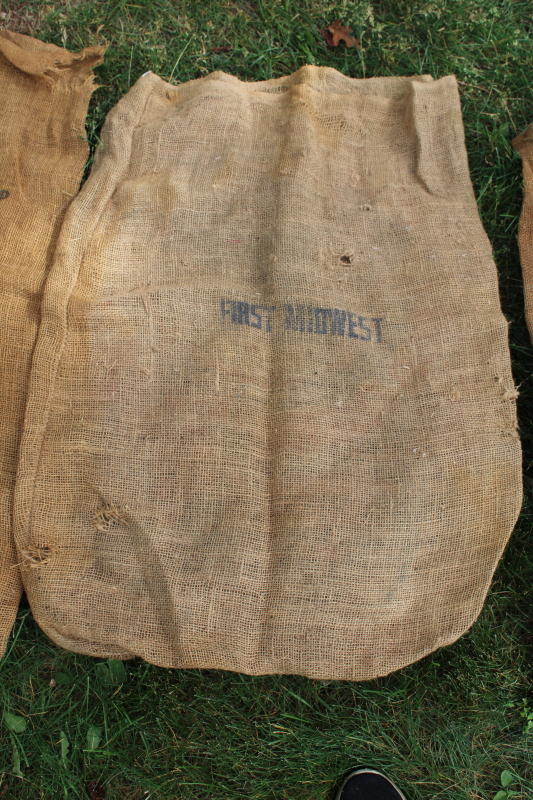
left=0, top=31, right=103, bottom=656
left=513, top=126, right=533, bottom=341
left=15, top=67, right=522, bottom=680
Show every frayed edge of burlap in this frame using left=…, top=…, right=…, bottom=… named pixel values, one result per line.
left=0, top=29, right=105, bottom=84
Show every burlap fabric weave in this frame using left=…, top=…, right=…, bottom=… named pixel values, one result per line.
left=513, top=126, right=533, bottom=341
left=0, top=31, right=103, bottom=656
left=15, top=67, right=522, bottom=680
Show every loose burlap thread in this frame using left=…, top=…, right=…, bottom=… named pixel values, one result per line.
left=15, top=67, right=522, bottom=680
left=0, top=31, right=103, bottom=656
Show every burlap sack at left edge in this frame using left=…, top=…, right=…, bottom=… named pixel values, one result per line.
left=512, top=126, right=533, bottom=340
left=0, top=30, right=104, bottom=656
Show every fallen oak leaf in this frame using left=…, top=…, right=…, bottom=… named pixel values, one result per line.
left=321, top=20, right=360, bottom=49
left=329, top=20, right=360, bottom=48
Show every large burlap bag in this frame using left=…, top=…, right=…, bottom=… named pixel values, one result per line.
left=15, top=67, right=522, bottom=680
left=513, top=126, right=533, bottom=339
left=0, top=31, right=104, bottom=656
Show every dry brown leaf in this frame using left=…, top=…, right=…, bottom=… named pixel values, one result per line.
left=321, top=20, right=360, bottom=49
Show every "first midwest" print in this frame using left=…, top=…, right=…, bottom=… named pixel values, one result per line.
left=220, top=299, right=383, bottom=343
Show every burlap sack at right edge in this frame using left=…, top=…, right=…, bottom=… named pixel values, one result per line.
left=512, top=126, right=533, bottom=339
left=0, top=31, right=104, bottom=656
left=15, top=67, right=522, bottom=680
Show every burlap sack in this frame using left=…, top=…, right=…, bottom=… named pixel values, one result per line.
left=15, top=67, right=522, bottom=680
left=0, top=31, right=103, bottom=656
left=513, top=126, right=533, bottom=340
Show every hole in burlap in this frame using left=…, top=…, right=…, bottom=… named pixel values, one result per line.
left=94, top=501, right=127, bottom=532
left=19, top=546, right=54, bottom=568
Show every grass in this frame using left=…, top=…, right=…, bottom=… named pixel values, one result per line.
left=1, top=0, right=532, bottom=797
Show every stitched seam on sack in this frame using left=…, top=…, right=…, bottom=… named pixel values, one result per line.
left=24, top=80, right=155, bottom=552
